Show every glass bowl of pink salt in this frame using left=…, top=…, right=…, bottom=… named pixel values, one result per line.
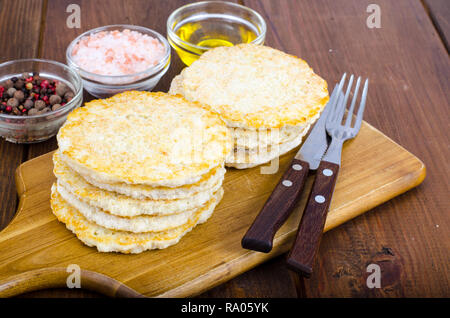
left=66, top=25, right=170, bottom=98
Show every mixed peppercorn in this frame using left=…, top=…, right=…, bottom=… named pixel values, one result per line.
left=0, top=72, right=75, bottom=116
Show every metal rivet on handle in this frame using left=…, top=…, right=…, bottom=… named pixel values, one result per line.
left=292, top=164, right=302, bottom=171
left=315, top=195, right=325, bottom=203
left=323, top=169, right=333, bottom=176
left=282, top=180, right=293, bottom=187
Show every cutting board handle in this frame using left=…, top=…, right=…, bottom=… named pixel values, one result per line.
left=0, top=267, right=144, bottom=298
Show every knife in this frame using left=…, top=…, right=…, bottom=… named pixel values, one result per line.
left=241, top=84, right=341, bottom=253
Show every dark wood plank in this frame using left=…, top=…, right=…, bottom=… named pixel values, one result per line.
left=22, top=0, right=298, bottom=298
left=0, top=0, right=44, bottom=228
left=244, top=0, right=450, bottom=297
left=423, top=0, right=450, bottom=51
left=198, top=256, right=298, bottom=298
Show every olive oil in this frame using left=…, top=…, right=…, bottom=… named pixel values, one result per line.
left=172, top=16, right=260, bottom=66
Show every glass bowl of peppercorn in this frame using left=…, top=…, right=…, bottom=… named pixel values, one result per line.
left=0, top=59, right=83, bottom=143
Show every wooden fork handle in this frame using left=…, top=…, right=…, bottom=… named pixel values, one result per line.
left=286, top=160, right=339, bottom=277
left=241, top=159, right=310, bottom=253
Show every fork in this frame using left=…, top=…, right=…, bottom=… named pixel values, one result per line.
left=286, top=74, right=369, bottom=277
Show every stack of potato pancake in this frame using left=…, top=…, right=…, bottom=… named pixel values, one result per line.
left=169, top=44, right=329, bottom=168
left=50, top=91, right=231, bottom=253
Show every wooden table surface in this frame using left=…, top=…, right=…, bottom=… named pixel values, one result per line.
left=0, top=0, right=448, bottom=298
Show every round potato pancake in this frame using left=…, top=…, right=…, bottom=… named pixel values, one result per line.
left=57, top=91, right=232, bottom=187
left=169, top=44, right=329, bottom=129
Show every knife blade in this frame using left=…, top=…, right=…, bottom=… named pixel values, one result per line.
left=295, top=84, right=339, bottom=170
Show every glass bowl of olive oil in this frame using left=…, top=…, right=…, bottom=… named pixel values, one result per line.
left=167, top=1, right=266, bottom=66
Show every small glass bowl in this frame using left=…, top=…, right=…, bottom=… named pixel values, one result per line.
left=66, top=24, right=171, bottom=98
left=167, top=1, right=266, bottom=66
left=0, top=59, right=83, bottom=144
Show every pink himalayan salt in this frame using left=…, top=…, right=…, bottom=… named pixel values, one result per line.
left=71, top=29, right=165, bottom=76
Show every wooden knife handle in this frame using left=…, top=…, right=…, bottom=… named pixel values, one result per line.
left=286, top=160, right=339, bottom=277
left=242, top=159, right=310, bottom=253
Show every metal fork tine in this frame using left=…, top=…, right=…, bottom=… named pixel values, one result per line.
left=323, top=74, right=369, bottom=166
left=338, top=73, right=347, bottom=88
left=337, top=74, right=354, bottom=124
left=353, top=78, right=369, bottom=132
left=345, top=76, right=361, bottom=127
left=330, top=73, right=347, bottom=123
left=327, top=84, right=339, bottom=111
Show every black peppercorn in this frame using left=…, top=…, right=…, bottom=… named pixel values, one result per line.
left=6, top=87, right=16, bottom=97
left=34, top=100, right=46, bottom=110
left=12, top=106, right=20, bottom=115
left=28, top=108, right=39, bottom=116
left=64, top=91, right=74, bottom=100
left=52, top=103, right=62, bottom=111
left=14, top=79, right=24, bottom=89
left=49, top=94, right=62, bottom=105
left=56, top=83, right=68, bottom=97
left=7, top=98, right=19, bottom=108
left=4, top=79, right=14, bottom=89
left=13, top=90, right=25, bottom=102
left=24, top=99, right=34, bottom=109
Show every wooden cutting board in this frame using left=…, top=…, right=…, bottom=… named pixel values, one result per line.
left=0, top=121, right=425, bottom=297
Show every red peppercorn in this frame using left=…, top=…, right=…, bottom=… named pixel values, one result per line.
left=42, top=95, right=49, bottom=102
left=40, top=80, right=49, bottom=88
left=25, top=77, right=33, bottom=83
left=0, top=86, right=4, bottom=92
left=6, top=106, right=12, bottom=112
left=21, top=108, right=27, bottom=113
